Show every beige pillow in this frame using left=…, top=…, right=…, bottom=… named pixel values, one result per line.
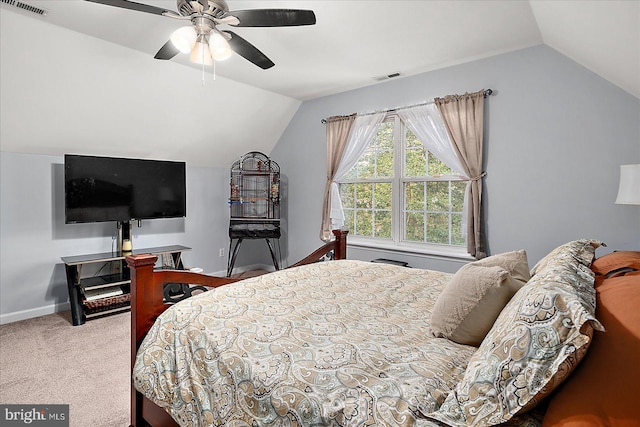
left=429, top=250, right=529, bottom=346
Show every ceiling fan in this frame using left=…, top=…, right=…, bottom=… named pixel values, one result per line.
left=85, top=0, right=316, bottom=69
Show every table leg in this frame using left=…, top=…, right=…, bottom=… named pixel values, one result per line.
left=265, top=238, right=280, bottom=271
left=227, top=238, right=243, bottom=277
left=65, top=264, right=84, bottom=326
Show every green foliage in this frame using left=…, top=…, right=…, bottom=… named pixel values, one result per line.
left=405, top=182, right=425, bottom=210
left=375, top=182, right=392, bottom=210
left=426, top=181, right=449, bottom=211
left=375, top=210, right=392, bottom=238
left=452, top=213, right=464, bottom=245
left=405, top=212, right=424, bottom=241
left=355, top=209, right=373, bottom=237
left=451, top=181, right=466, bottom=211
left=426, top=213, right=449, bottom=244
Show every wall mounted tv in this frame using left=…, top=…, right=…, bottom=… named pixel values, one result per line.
left=65, top=154, right=186, bottom=224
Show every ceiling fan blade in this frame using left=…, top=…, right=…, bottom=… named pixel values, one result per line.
left=154, top=40, right=180, bottom=60
left=226, top=31, right=275, bottom=69
left=227, top=9, right=316, bottom=27
left=85, top=0, right=173, bottom=16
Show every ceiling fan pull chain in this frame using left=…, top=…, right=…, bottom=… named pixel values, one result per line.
left=202, top=59, right=206, bottom=86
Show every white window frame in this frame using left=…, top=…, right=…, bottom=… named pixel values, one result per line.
left=339, top=115, right=471, bottom=260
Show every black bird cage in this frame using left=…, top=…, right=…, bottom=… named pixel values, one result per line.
left=227, top=152, right=281, bottom=276
left=229, top=151, right=280, bottom=221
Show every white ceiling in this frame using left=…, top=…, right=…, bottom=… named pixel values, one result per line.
left=4, top=0, right=639, bottom=101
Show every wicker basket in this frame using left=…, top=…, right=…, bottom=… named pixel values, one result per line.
left=83, top=293, right=131, bottom=315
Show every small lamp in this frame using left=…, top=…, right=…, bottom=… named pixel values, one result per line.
left=615, top=164, right=640, bottom=205
left=209, top=31, right=232, bottom=61
left=191, top=34, right=213, bottom=66
left=170, top=26, right=197, bottom=53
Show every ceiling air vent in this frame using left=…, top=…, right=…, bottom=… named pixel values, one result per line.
left=1, top=0, right=48, bottom=16
left=373, top=72, right=403, bottom=82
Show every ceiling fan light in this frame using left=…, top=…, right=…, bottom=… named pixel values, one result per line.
left=209, top=32, right=232, bottom=61
left=170, top=26, right=197, bottom=53
left=191, top=40, right=213, bottom=65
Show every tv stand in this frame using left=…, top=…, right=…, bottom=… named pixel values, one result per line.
left=61, top=245, right=191, bottom=326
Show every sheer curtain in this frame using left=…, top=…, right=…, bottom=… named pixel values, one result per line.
left=320, top=112, right=386, bottom=241
left=434, top=90, right=486, bottom=259
left=397, top=103, right=466, bottom=175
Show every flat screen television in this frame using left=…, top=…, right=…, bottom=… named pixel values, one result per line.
left=65, top=154, right=186, bottom=224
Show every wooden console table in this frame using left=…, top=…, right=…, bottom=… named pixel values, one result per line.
left=61, top=245, right=191, bottom=326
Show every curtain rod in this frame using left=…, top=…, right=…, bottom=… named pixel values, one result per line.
left=321, top=88, right=493, bottom=124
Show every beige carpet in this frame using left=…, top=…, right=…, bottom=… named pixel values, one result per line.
left=0, top=310, right=130, bottom=426
left=231, top=269, right=270, bottom=278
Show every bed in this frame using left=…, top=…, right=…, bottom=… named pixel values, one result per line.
left=126, top=231, right=640, bottom=427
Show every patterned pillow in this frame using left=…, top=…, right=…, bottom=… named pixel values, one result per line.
left=530, top=239, right=603, bottom=277
left=426, top=240, right=604, bottom=426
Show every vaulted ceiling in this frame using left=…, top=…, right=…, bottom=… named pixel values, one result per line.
left=1, top=1, right=637, bottom=167
left=4, top=0, right=639, bottom=100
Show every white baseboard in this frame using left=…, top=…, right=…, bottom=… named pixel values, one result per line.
left=0, top=301, right=70, bottom=325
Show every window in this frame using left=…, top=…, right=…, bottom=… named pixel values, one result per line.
left=338, top=115, right=466, bottom=251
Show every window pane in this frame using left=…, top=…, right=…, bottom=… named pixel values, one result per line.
left=376, top=122, right=394, bottom=151
left=357, top=151, right=375, bottom=179
left=344, top=208, right=354, bottom=233
left=404, top=182, right=425, bottom=210
left=340, top=183, right=354, bottom=208
left=355, top=183, right=372, bottom=209
left=452, top=213, right=464, bottom=245
left=375, top=210, right=392, bottom=238
left=376, top=150, right=394, bottom=178
left=405, top=148, right=427, bottom=177
left=405, top=128, right=427, bottom=177
left=405, top=212, right=424, bottom=241
left=406, top=128, right=422, bottom=149
left=451, top=181, right=466, bottom=212
left=374, top=182, right=392, bottom=210
left=355, top=210, right=373, bottom=237
left=426, top=213, right=449, bottom=244
left=428, top=152, right=456, bottom=177
left=343, top=167, right=357, bottom=180
left=374, top=121, right=394, bottom=178
left=426, top=181, right=449, bottom=211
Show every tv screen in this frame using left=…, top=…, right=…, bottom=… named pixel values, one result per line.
left=65, top=154, right=186, bottom=224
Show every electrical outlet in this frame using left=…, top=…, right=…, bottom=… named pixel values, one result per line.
left=219, top=248, right=225, bottom=258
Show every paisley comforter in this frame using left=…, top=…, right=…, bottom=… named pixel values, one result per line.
left=132, top=260, right=537, bottom=427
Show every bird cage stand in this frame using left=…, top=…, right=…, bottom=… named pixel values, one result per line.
left=227, top=152, right=281, bottom=277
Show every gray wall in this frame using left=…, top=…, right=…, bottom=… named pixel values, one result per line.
left=0, top=152, right=232, bottom=323
left=271, top=45, right=640, bottom=272
left=2, top=44, right=638, bottom=323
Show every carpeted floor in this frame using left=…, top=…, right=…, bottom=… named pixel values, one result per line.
left=0, top=270, right=271, bottom=426
left=0, top=310, right=130, bottom=426
left=231, top=269, right=270, bottom=278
